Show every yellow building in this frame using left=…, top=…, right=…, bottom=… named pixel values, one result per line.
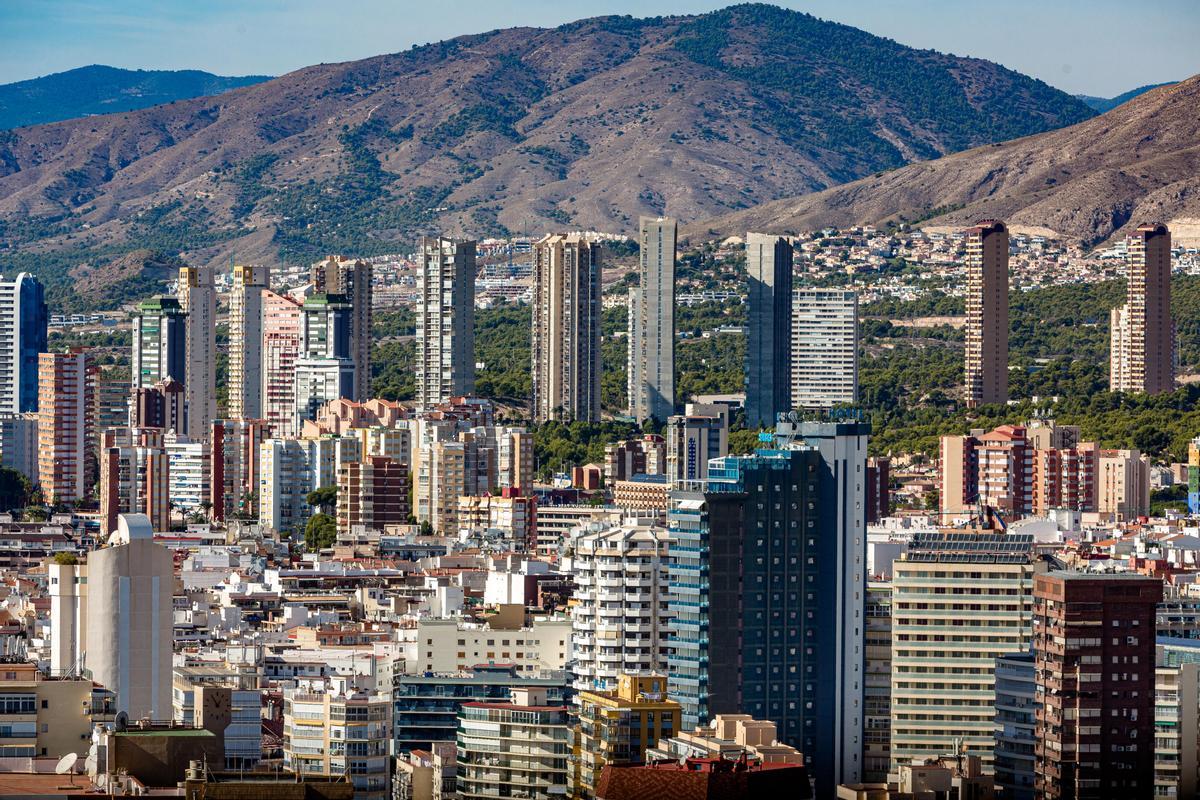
left=573, top=672, right=681, bottom=799
left=0, top=662, right=115, bottom=759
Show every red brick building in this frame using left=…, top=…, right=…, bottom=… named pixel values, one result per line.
left=1033, top=572, right=1162, bottom=799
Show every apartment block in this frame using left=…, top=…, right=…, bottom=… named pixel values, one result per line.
left=1111, top=223, right=1174, bottom=394
left=531, top=233, right=602, bottom=422
left=313, top=255, right=373, bottom=402
left=890, top=531, right=1045, bottom=773
left=791, top=288, right=858, bottom=409
left=177, top=265, right=216, bottom=439
left=337, top=454, right=410, bottom=532
left=456, top=687, right=571, bottom=799
left=37, top=349, right=97, bottom=504
left=0, top=272, right=48, bottom=415
left=964, top=219, right=1009, bottom=408
left=99, top=427, right=170, bottom=535
left=283, top=686, right=391, bottom=800
left=1033, top=572, right=1161, bottom=800
left=570, top=523, right=670, bottom=694
left=228, top=264, right=270, bottom=419
left=416, top=237, right=476, bottom=409
left=665, top=402, right=728, bottom=485
left=262, top=289, right=303, bottom=437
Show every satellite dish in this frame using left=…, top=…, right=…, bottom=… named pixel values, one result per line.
left=56, top=753, right=79, bottom=775
left=84, top=753, right=98, bottom=776
left=114, top=711, right=129, bottom=731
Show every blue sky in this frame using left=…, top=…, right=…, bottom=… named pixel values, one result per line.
left=1, top=0, right=1196, bottom=96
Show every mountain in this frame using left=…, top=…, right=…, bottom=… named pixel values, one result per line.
left=1076, top=82, right=1175, bottom=113
left=690, top=77, right=1200, bottom=247
left=0, top=65, right=272, bottom=130
left=0, top=4, right=1095, bottom=307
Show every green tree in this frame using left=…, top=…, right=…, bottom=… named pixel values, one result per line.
left=0, top=467, right=30, bottom=512
left=306, top=486, right=338, bottom=515
left=304, top=513, right=338, bottom=550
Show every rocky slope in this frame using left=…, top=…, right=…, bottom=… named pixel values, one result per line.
left=691, top=77, right=1200, bottom=246
left=0, top=4, right=1094, bottom=305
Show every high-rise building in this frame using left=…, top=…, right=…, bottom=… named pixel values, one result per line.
left=0, top=411, right=37, bottom=482
left=131, top=295, right=186, bottom=391
left=531, top=233, right=602, bottom=422
left=0, top=273, right=48, bottom=415
left=337, top=455, right=410, bottom=532
left=890, top=531, right=1046, bottom=773
left=627, top=217, right=676, bottom=422
left=456, top=687, right=571, bottom=799
left=50, top=514, right=174, bottom=719
left=132, top=377, right=186, bottom=433
left=294, top=293, right=356, bottom=427
left=570, top=523, right=670, bottom=694
left=165, top=431, right=209, bottom=517
left=172, top=666, right=263, bottom=770
left=228, top=265, right=270, bottom=419
left=261, top=289, right=304, bottom=438
left=665, top=402, right=728, bottom=485
left=37, top=349, right=97, bottom=504
left=258, top=435, right=360, bottom=533
left=605, top=434, right=665, bottom=483
left=1097, top=448, right=1151, bottom=519
left=1111, top=222, right=1174, bottom=394
left=94, top=369, right=129, bottom=435
left=177, top=265, right=216, bottom=439
left=964, top=220, right=1009, bottom=408
left=573, top=673, right=682, bottom=800
left=993, top=652, right=1037, bottom=800
left=1033, top=572, right=1161, bottom=800
left=791, top=288, right=858, bottom=409
left=865, top=456, right=890, bottom=523
left=313, top=255, right=373, bottom=401
left=416, top=237, right=476, bottom=409
left=666, top=419, right=869, bottom=791
left=99, top=427, right=170, bottom=535
left=863, top=582, right=892, bottom=784
left=744, top=233, right=794, bottom=428
left=1153, top=661, right=1200, bottom=799
left=209, top=418, right=268, bottom=523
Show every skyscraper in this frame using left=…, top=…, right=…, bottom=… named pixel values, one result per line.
left=964, top=220, right=1009, bottom=408
left=131, top=296, right=187, bottom=392
left=177, top=265, right=216, bottom=439
left=261, top=289, right=304, bottom=437
left=416, top=237, right=475, bottom=409
left=228, top=264, right=270, bottom=419
left=294, top=293, right=356, bottom=427
left=1111, top=222, right=1173, bottom=394
left=667, top=419, right=868, bottom=791
left=0, top=273, right=48, bottom=414
left=744, top=233, right=793, bottom=428
left=791, top=288, right=858, bottom=409
left=37, top=349, right=97, bottom=504
left=1033, top=572, right=1161, bottom=799
left=628, top=216, right=676, bottom=422
left=313, top=255, right=373, bottom=401
left=531, top=233, right=602, bottom=422
left=99, top=427, right=170, bottom=535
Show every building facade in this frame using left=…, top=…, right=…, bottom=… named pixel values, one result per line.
left=416, top=237, right=476, bottom=409
left=456, top=688, right=571, bottom=799
left=37, top=349, right=97, bottom=504
left=313, top=255, right=373, bottom=402
left=627, top=217, right=676, bottom=422
left=0, top=272, right=48, bottom=415
left=1033, top=572, right=1162, bottom=800
left=744, top=233, right=793, bottom=428
left=1111, top=222, right=1173, bottom=394
left=177, top=265, right=217, bottom=440
left=531, top=233, right=602, bottom=422
left=964, top=220, right=1009, bottom=408
left=132, top=296, right=187, bottom=392
left=262, top=289, right=304, bottom=437
left=667, top=420, right=869, bottom=791
left=665, top=402, right=728, bottom=485
left=570, top=523, right=670, bottom=694
left=337, top=455, right=410, bottom=532
left=283, top=686, right=391, bottom=800
left=791, top=288, right=858, bottom=409
left=228, top=264, right=270, bottom=419
left=295, top=294, right=356, bottom=427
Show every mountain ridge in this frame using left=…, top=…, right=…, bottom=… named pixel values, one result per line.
left=0, top=4, right=1094, bottom=306
left=687, top=76, right=1200, bottom=247
left=1076, top=81, right=1175, bottom=114
left=0, top=64, right=272, bottom=130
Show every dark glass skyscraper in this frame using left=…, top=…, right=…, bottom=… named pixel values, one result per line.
left=744, top=233, right=793, bottom=429
left=667, top=419, right=869, bottom=792
left=0, top=272, right=48, bottom=414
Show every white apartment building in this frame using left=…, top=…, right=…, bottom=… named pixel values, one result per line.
left=410, top=615, right=572, bottom=675
left=791, top=288, right=858, bottom=409
left=177, top=266, right=216, bottom=440
left=172, top=666, right=262, bottom=769
left=258, top=436, right=361, bottom=533
left=570, top=523, right=670, bottom=694
left=416, top=237, right=476, bottom=409
left=165, top=432, right=209, bottom=516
